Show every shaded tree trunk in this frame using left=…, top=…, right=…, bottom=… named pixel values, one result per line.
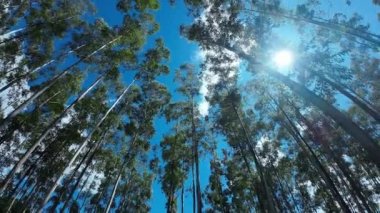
left=232, top=105, right=278, bottom=213
left=272, top=99, right=351, bottom=212
left=217, top=43, right=380, bottom=167
left=310, top=71, right=380, bottom=123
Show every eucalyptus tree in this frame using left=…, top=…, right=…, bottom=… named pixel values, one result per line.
left=160, top=132, right=189, bottom=213
left=163, top=64, right=208, bottom=213
left=205, top=157, right=231, bottom=212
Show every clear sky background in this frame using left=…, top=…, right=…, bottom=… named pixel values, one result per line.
left=90, top=0, right=379, bottom=212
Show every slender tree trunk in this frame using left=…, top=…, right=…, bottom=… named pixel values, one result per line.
left=0, top=44, right=86, bottom=94
left=270, top=70, right=380, bottom=166
left=0, top=75, right=104, bottom=192
left=243, top=8, right=380, bottom=47
left=0, top=15, right=77, bottom=45
left=271, top=168, right=296, bottom=212
left=218, top=43, right=380, bottom=167
left=60, top=146, right=98, bottom=211
left=181, top=185, right=184, bottom=213
left=37, top=90, right=63, bottom=109
left=75, top=170, right=92, bottom=202
left=236, top=140, right=266, bottom=212
left=294, top=109, right=373, bottom=212
left=0, top=36, right=121, bottom=130
left=232, top=105, right=278, bottom=213
left=272, top=100, right=351, bottom=212
left=37, top=79, right=135, bottom=211
left=191, top=162, right=196, bottom=213
left=191, top=97, right=203, bottom=213
left=311, top=71, right=380, bottom=123
left=104, top=135, right=138, bottom=213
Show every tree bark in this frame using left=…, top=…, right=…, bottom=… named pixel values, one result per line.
left=294, top=109, right=373, bottom=212
left=191, top=96, right=203, bottom=213
left=36, top=79, right=135, bottom=211
left=0, top=44, right=86, bottom=94
left=311, top=71, right=380, bottom=123
left=216, top=43, right=380, bottom=167
left=0, top=75, right=104, bottom=192
left=232, top=105, right=278, bottom=213
left=0, top=36, right=121, bottom=130
left=272, top=99, right=351, bottom=212
left=243, top=8, right=380, bottom=47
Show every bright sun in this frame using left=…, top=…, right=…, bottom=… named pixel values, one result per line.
left=273, top=50, right=294, bottom=68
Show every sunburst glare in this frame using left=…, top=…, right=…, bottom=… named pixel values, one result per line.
left=273, top=50, right=294, bottom=68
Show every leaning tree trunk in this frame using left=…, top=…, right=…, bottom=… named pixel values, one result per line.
left=105, top=136, right=138, bottom=213
left=231, top=130, right=264, bottom=211
left=105, top=170, right=122, bottom=213
left=37, top=79, right=135, bottom=211
left=311, top=71, right=380, bottom=123
left=243, top=7, right=380, bottom=47
left=0, top=75, right=104, bottom=192
left=294, top=109, right=373, bottom=212
left=0, top=15, right=77, bottom=45
left=0, top=44, right=86, bottom=93
left=272, top=99, right=351, bottom=212
left=59, top=132, right=107, bottom=211
left=271, top=66, right=380, bottom=167
left=0, top=36, right=121, bottom=130
left=232, top=105, right=278, bottom=213
left=191, top=97, right=203, bottom=213
left=216, top=43, right=380, bottom=167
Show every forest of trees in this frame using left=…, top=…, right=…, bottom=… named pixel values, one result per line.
left=0, top=0, right=379, bottom=212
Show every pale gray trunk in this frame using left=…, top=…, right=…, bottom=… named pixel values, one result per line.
left=0, top=75, right=104, bottom=192
left=0, top=44, right=86, bottom=93
left=38, top=79, right=135, bottom=211
left=0, top=36, right=121, bottom=130
left=105, top=170, right=122, bottom=213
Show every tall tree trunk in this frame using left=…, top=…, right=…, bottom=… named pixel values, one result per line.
left=60, top=142, right=100, bottom=211
left=232, top=105, right=278, bottom=213
left=0, top=75, right=105, bottom=192
left=105, top=135, right=138, bottom=213
left=232, top=130, right=265, bottom=212
left=0, top=36, right=121, bottom=130
left=272, top=99, right=351, bottom=212
left=311, top=71, right=380, bottom=123
left=0, top=44, right=86, bottom=94
left=0, top=15, right=77, bottom=45
left=294, top=109, right=373, bottom=212
left=243, top=7, right=380, bottom=47
left=37, top=79, right=135, bottom=212
left=217, top=43, right=380, bottom=167
left=270, top=70, right=380, bottom=167
left=271, top=166, right=298, bottom=212
left=191, top=97, right=203, bottom=213
left=181, top=185, right=184, bottom=213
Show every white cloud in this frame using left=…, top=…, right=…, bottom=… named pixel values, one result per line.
left=198, top=100, right=210, bottom=117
